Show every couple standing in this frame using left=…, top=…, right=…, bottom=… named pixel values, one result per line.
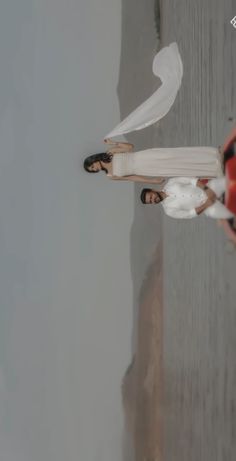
left=83, top=43, right=232, bottom=220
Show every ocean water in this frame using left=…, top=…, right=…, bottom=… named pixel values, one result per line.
left=159, top=1, right=236, bottom=460
left=119, top=0, right=236, bottom=459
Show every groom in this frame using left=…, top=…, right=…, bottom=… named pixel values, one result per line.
left=140, top=177, right=234, bottom=219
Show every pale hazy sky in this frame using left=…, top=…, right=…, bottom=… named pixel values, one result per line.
left=0, top=1, right=134, bottom=460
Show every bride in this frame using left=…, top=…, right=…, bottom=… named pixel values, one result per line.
left=83, top=43, right=223, bottom=182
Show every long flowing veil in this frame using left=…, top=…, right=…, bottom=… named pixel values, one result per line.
left=105, top=42, right=183, bottom=138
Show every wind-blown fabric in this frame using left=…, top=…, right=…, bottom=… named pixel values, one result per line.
left=105, top=42, right=183, bottom=138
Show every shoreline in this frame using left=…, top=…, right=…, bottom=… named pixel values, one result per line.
left=122, top=244, right=164, bottom=461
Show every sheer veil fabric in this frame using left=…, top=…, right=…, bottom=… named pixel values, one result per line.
left=105, top=42, right=183, bottom=138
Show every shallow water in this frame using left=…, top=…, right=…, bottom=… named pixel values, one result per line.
left=119, top=0, right=236, bottom=459
left=159, top=1, right=236, bottom=460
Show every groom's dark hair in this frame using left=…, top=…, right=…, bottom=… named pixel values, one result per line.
left=140, top=188, right=153, bottom=204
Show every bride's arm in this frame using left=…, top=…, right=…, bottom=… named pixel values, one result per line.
left=110, top=174, right=165, bottom=184
left=104, top=138, right=134, bottom=153
left=107, top=146, right=133, bottom=155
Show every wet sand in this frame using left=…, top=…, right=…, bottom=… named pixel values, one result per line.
left=134, top=246, right=163, bottom=461
left=119, top=1, right=236, bottom=460
left=118, top=1, right=163, bottom=460
left=122, top=245, right=163, bottom=461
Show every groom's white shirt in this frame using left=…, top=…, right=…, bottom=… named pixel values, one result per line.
left=161, top=177, right=233, bottom=219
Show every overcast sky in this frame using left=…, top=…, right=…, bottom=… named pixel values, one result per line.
left=0, top=1, right=134, bottom=460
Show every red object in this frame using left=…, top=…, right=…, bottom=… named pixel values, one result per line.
left=200, top=179, right=209, bottom=185
left=223, top=126, right=236, bottom=153
left=220, top=125, right=236, bottom=244
left=225, top=157, right=236, bottom=214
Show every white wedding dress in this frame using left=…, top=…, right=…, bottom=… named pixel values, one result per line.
left=112, top=148, right=222, bottom=178
left=106, top=42, right=223, bottom=178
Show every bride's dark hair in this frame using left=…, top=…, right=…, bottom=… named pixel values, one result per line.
left=83, top=152, right=112, bottom=173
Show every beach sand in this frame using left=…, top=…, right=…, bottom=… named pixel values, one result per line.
left=122, top=245, right=163, bottom=461
left=118, top=2, right=164, bottom=460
